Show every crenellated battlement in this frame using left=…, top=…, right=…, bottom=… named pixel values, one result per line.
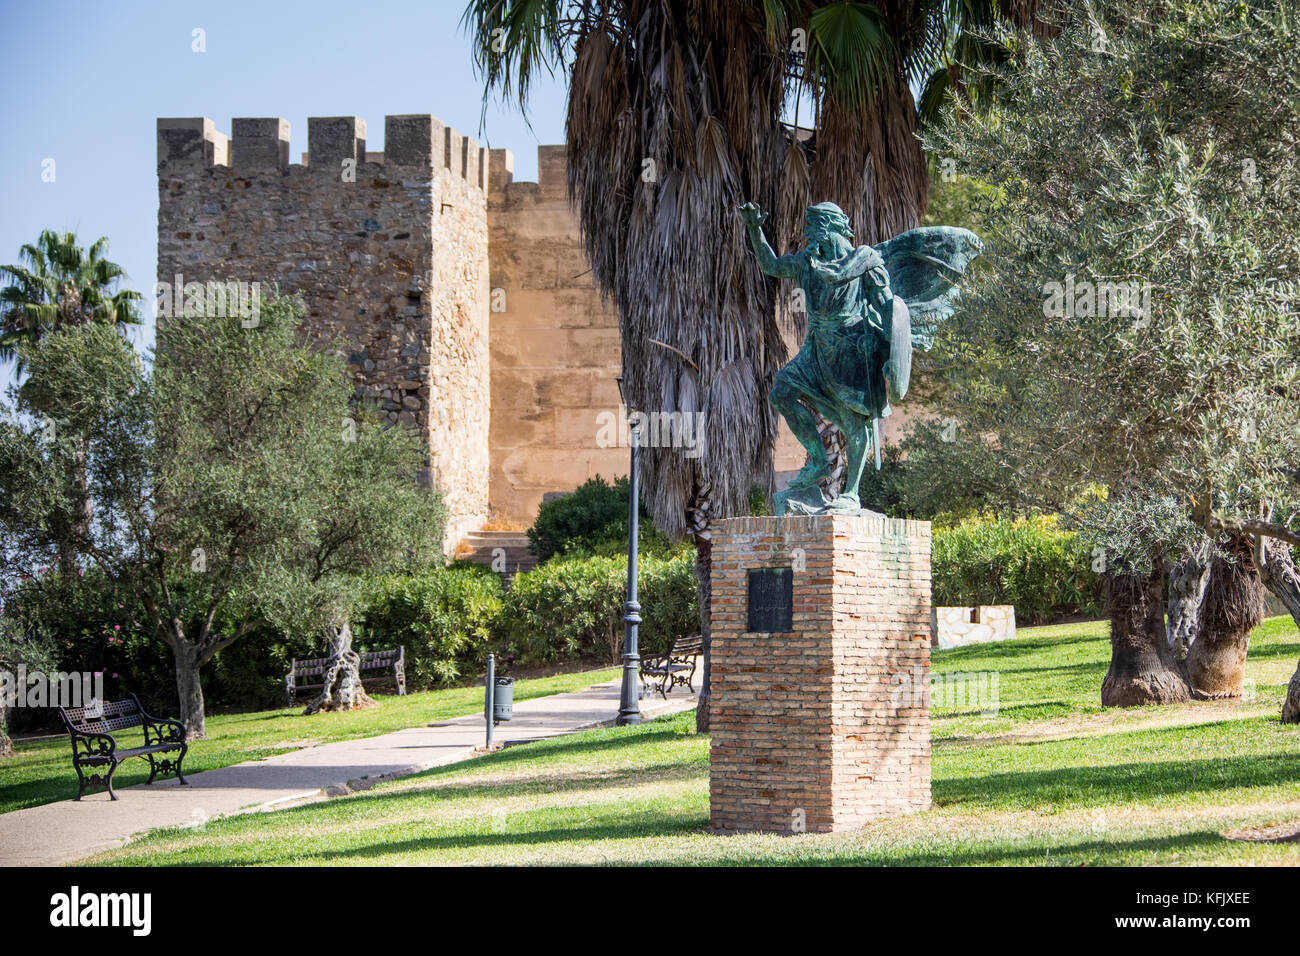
left=157, top=115, right=512, bottom=190
left=156, top=114, right=624, bottom=543
left=157, top=111, right=505, bottom=549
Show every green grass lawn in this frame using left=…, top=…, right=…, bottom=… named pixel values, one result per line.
left=84, top=616, right=1300, bottom=866
left=0, top=667, right=619, bottom=815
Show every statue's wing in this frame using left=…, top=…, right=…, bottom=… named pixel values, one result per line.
left=875, top=226, right=982, bottom=350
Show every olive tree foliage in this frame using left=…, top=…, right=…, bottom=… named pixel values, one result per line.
left=920, top=0, right=1300, bottom=708
left=0, top=298, right=446, bottom=738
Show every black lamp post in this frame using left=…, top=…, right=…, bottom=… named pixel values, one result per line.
left=615, top=375, right=642, bottom=726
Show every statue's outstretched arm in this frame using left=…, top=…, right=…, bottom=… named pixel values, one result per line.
left=740, top=203, right=799, bottom=278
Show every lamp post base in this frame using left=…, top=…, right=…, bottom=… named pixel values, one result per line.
left=616, top=654, right=642, bottom=725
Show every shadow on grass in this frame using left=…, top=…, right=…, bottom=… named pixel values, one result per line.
left=933, top=634, right=1103, bottom=666
left=137, top=809, right=712, bottom=866
left=135, top=810, right=1252, bottom=868
left=408, top=724, right=697, bottom=782
left=1253, top=641, right=1300, bottom=660
left=983, top=660, right=1109, bottom=679
left=343, top=759, right=706, bottom=812
left=935, top=749, right=1300, bottom=810
left=647, top=828, right=1238, bottom=867
left=933, top=701, right=1079, bottom=723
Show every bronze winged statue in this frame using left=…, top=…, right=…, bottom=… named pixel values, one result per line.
left=741, top=200, right=982, bottom=515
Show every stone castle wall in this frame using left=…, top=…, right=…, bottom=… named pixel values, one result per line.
left=486, top=145, right=627, bottom=523
left=156, top=115, right=491, bottom=546
left=155, top=114, right=853, bottom=538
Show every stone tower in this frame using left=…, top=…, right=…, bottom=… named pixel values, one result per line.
left=156, top=114, right=498, bottom=546
left=156, top=113, right=801, bottom=544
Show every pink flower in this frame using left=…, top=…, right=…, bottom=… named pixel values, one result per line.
left=111, top=673, right=118, bottom=678
left=114, top=625, right=120, bottom=631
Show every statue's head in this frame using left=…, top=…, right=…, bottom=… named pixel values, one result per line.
left=804, top=202, right=852, bottom=244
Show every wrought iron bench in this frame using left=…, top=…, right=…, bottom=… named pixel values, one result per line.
left=57, top=695, right=188, bottom=801
left=285, top=646, right=406, bottom=706
left=639, top=636, right=703, bottom=699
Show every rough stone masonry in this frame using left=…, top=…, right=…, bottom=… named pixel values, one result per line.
left=156, top=114, right=635, bottom=546
left=156, top=114, right=823, bottom=544
left=709, top=514, right=932, bottom=834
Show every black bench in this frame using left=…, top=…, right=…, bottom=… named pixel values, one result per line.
left=285, top=647, right=407, bottom=706
left=640, top=636, right=703, bottom=699
left=57, top=695, right=188, bottom=801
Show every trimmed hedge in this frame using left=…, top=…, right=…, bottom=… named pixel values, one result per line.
left=6, top=553, right=697, bottom=724
left=932, top=515, right=1100, bottom=624
left=358, top=562, right=504, bottom=689
left=499, top=550, right=699, bottom=664
left=527, top=475, right=671, bottom=562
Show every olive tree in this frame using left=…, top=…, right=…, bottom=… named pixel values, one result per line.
left=922, top=0, right=1300, bottom=709
left=0, top=298, right=445, bottom=738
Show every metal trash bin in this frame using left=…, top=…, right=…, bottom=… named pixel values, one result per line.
left=488, top=676, right=514, bottom=724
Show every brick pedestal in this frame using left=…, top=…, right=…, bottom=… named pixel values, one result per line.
left=708, top=515, right=932, bottom=834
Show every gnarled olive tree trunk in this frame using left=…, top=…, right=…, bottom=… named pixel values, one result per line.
left=302, top=619, right=375, bottom=715
left=0, top=703, right=13, bottom=758
left=1185, top=535, right=1265, bottom=700
left=1101, top=566, right=1191, bottom=706
left=1256, top=538, right=1300, bottom=723
left=1285, top=657, right=1300, bottom=724
left=1165, top=541, right=1211, bottom=658
left=173, top=642, right=208, bottom=741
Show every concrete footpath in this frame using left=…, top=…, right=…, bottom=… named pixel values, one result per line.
left=0, top=678, right=698, bottom=866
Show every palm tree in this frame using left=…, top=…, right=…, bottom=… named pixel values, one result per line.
left=0, top=230, right=143, bottom=371
left=1, top=230, right=143, bottom=569
left=464, top=0, right=1035, bottom=729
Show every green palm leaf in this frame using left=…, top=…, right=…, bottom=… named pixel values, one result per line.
left=0, top=230, right=142, bottom=369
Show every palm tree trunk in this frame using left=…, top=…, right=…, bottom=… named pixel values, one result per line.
left=1100, top=565, right=1191, bottom=706
left=1255, top=538, right=1300, bottom=722
left=1185, top=535, right=1264, bottom=699
left=693, top=531, right=713, bottom=733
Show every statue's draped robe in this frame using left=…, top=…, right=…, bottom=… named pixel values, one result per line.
left=776, top=226, right=984, bottom=431
left=776, top=247, right=891, bottom=432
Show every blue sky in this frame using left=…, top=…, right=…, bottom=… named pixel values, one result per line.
left=0, top=0, right=570, bottom=390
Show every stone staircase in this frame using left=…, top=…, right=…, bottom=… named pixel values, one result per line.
left=457, top=530, right=538, bottom=575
